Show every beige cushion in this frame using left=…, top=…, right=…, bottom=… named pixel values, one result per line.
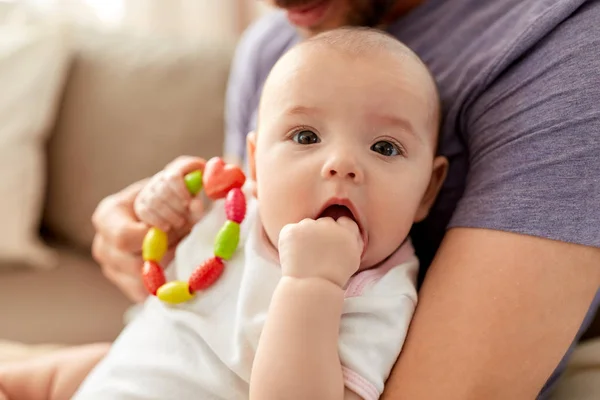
left=0, top=245, right=131, bottom=345
left=0, top=8, right=70, bottom=269
left=43, top=28, right=233, bottom=250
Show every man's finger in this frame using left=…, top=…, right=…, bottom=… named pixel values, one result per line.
left=93, top=180, right=150, bottom=253
left=102, top=265, right=147, bottom=303
left=93, top=234, right=144, bottom=277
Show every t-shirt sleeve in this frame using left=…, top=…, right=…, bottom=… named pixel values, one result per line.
left=449, top=4, right=600, bottom=248
left=223, top=20, right=263, bottom=162
left=338, top=257, right=418, bottom=400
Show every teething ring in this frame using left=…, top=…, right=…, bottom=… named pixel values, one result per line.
left=141, top=157, right=246, bottom=304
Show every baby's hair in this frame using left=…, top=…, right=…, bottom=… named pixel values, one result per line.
left=304, top=26, right=420, bottom=62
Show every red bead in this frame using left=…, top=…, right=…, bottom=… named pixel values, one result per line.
left=225, top=188, right=246, bottom=223
left=188, top=257, right=224, bottom=292
left=142, top=261, right=166, bottom=295
left=203, top=157, right=246, bottom=200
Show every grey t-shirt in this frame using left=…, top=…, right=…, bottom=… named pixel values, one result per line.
left=224, top=0, right=600, bottom=397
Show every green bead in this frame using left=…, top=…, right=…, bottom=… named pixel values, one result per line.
left=184, top=170, right=203, bottom=196
left=214, top=221, right=240, bottom=260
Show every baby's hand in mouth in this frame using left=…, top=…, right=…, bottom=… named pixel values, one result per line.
left=278, top=216, right=363, bottom=288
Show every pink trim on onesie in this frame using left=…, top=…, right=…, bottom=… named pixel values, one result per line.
left=342, top=366, right=380, bottom=400
left=344, top=239, right=414, bottom=298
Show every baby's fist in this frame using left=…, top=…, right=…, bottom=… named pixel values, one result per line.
left=278, top=217, right=363, bottom=288
left=134, top=156, right=206, bottom=232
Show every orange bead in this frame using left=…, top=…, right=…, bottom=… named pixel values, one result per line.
left=202, top=157, right=246, bottom=200
left=142, top=261, right=166, bottom=295
left=189, top=257, right=224, bottom=292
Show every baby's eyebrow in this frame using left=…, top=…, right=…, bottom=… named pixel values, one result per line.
left=370, top=113, right=422, bottom=143
left=284, top=105, right=322, bottom=117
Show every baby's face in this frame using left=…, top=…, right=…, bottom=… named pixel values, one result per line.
left=249, top=45, right=446, bottom=269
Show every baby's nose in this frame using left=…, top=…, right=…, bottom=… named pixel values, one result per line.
left=321, top=155, right=363, bottom=183
left=327, top=169, right=356, bottom=179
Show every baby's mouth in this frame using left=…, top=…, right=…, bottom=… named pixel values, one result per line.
left=318, top=204, right=357, bottom=223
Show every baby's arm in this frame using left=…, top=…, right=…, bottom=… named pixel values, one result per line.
left=0, top=343, right=110, bottom=400
left=134, top=157, right=206, bottom=232
left=251, top=277, right=361, bottom=400
left=250, top=217, right=364, bottom=400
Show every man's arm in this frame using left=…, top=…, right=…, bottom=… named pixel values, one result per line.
left=382, top=228, right=599, bottom=399
left=383, top=3, right=600, bottom=397
left=0, top=343, right=110, bottom=400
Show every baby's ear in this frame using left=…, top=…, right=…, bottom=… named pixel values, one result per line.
left=246, top=132, right=258, bottom=198
left=414, top=156, right=448, bottom=223
left=246, top=131, right=257, bottom=181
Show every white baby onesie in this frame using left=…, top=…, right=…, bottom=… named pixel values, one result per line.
left=74, top=196, right=418, bottom=400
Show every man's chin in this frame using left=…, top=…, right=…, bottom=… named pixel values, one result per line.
left=295, top=25, right=328, bottom=38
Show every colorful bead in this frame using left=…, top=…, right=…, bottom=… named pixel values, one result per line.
left=225, top=188, right=246, bottom=224
left=142, top=261, right=166, bottom=295
left=142, top=227, right=168, bottom=262
left=141, top=158, right=248, bottom=304
left=214, top=221, right=240, bottom=260
left=202, top=157, right=246, bottom=200
left=189, top=257, right=224, bottom=292
left=156, top=281, right=195, bottom=304
left=184, top=170, right=203, bottom=196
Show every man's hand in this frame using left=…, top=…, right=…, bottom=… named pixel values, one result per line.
left=91, top=156, right=205, bottom=302
left=278, top=216, right=363, bottom=288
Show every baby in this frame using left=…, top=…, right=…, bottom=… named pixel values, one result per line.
left=0, top=27, right=447, bottom=400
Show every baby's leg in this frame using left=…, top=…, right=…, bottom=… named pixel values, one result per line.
left=0, top=343, right=109, bottom=400
left=73, top=297, right=224, bottom=399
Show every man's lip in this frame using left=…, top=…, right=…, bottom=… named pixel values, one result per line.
left=285, top=0, right=331, bottom=28
left=286, top=0, right=326, bottom=12
left=317, top=197, right=368, bottom=258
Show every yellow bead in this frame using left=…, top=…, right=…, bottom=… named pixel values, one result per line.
left=156, top=281, right=196, bottom=304
left=143, top=227, right=168, bottom=262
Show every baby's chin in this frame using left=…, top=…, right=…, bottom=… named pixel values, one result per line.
left=358, top=250, right=385, bottom=271
left=357, top=240, right=407, bottom=272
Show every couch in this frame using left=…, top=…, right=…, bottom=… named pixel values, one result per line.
left=0, top=5, right=598, bottom=399
left=0, top=8, right=233, bottom=345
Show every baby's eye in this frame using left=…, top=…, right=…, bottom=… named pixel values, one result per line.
left=371, top=140, right=401, bottom=157
left=292, top=130, right=320, bottom=145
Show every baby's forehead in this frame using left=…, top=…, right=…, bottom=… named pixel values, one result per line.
left=270, top=29, right=437, bottom=101
left=261, top=30, right=440, bottom=137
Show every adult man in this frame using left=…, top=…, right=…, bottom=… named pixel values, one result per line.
left=92, top=1, right=600, bottom=398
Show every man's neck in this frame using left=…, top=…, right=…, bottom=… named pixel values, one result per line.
left=382, top=0, right=425, bottom=24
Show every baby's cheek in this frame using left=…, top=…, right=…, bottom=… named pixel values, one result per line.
left=368, top=199, right=415, bottom=256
